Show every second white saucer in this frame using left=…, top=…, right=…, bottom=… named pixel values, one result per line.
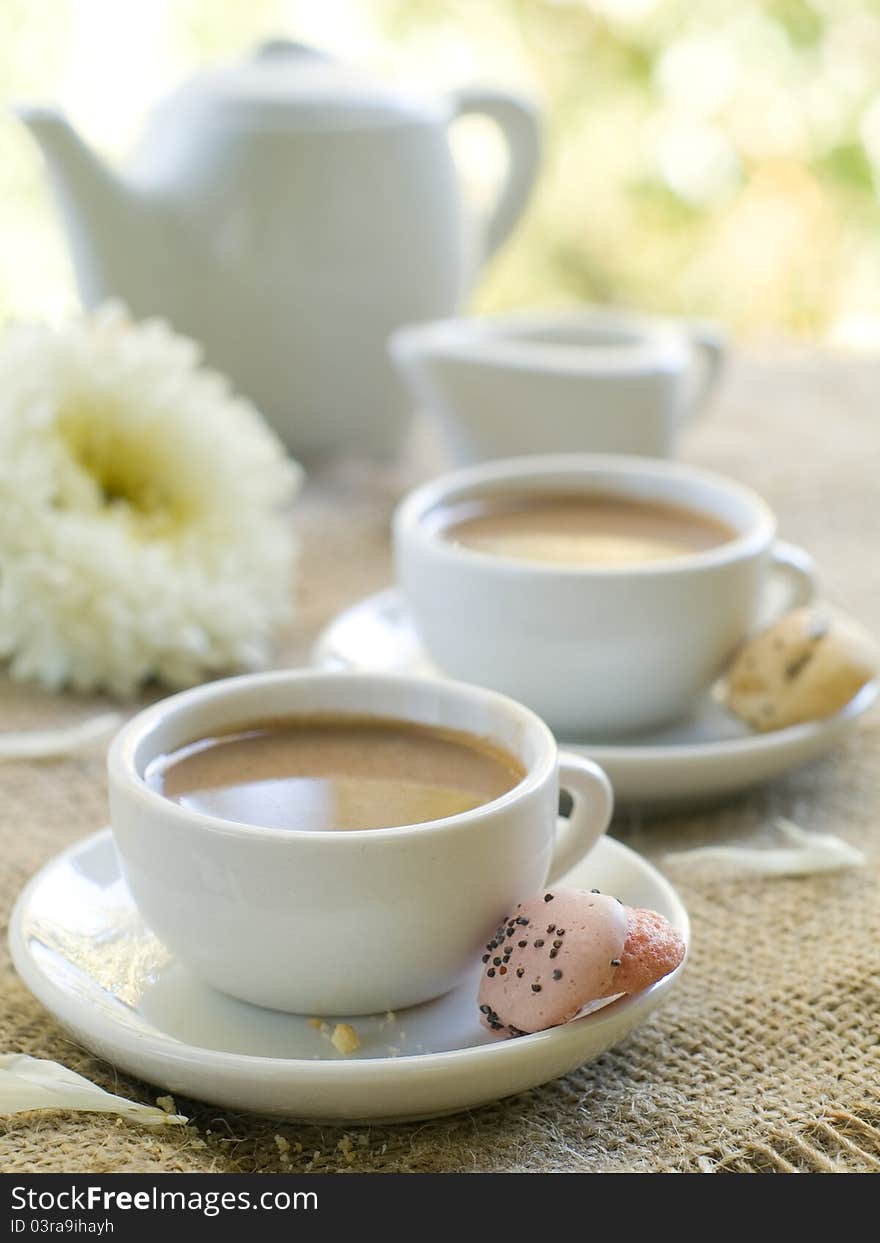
left=313, top=589, right=877, bottom=812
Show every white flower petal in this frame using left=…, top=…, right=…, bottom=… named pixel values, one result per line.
left=0, top=1055, right=187, bottom=1128
left=0, top=713, right=123, bottom=760
left=663, top=817, right=865, bottom=877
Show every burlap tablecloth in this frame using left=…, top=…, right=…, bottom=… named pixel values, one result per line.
left=1, top=348, right=879, bottom=1174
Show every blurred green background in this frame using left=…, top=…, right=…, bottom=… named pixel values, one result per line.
left=5, top=0, right=880, bottom=343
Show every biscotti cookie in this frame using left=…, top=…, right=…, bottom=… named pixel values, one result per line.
left=719, top=607, right=878, bottom=732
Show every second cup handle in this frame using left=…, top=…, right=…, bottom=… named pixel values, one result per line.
left=757, top=540, right=816, bottom=627
left=548, top=753, right=614, bottom=885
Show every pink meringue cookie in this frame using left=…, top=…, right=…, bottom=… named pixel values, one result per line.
left=478, top=887, right=685, bottom=1037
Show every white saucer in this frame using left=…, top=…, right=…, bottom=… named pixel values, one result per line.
left=10, top=829, right=688, bottom=1124
left=313, top=588, right=878, bottom=812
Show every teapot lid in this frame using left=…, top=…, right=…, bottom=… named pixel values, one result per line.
left=165, top=40, right=447, bottom=130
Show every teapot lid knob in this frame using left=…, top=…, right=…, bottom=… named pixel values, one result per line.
left=251, top=39, right=332, bottom=65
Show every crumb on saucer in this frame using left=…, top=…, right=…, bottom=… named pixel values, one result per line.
left=330, top=1023, right=361, bottom=1056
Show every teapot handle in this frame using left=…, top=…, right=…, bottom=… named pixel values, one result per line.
left=448, top=88, right=541, bottom=261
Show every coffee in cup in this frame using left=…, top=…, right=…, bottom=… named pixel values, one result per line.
left=146, top=714, right=525, bottom=832
left=432, top=491, right=736, bottom=567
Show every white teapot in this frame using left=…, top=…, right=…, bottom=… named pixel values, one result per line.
left=17, top=40, right=540, bottom=461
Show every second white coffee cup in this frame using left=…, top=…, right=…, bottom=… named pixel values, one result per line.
left=394, top=454, right=815, bottom=737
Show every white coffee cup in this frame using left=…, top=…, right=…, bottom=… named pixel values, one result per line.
left=393, top=454, right=816, bottom=737
left=108, top=669, right=612, bottom=1015
left=389, top=309, right=724, bottom=464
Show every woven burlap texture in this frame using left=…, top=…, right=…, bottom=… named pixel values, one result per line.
left=1, top=349, right=879, bottom=1173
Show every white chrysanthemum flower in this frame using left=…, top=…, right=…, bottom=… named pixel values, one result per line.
left=0, top=303, right=302, bottom=696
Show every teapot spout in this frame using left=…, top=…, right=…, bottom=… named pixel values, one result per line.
left=15, top=105, right=121, bottom=208
left=14, top=104, right=135, bottom=307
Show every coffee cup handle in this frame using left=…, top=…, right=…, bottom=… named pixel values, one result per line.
left=682, top=322, right=726, bottom=423
left=758, top=540, right=816, bottom=626
left=549, top=753, right=614, bottom=884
